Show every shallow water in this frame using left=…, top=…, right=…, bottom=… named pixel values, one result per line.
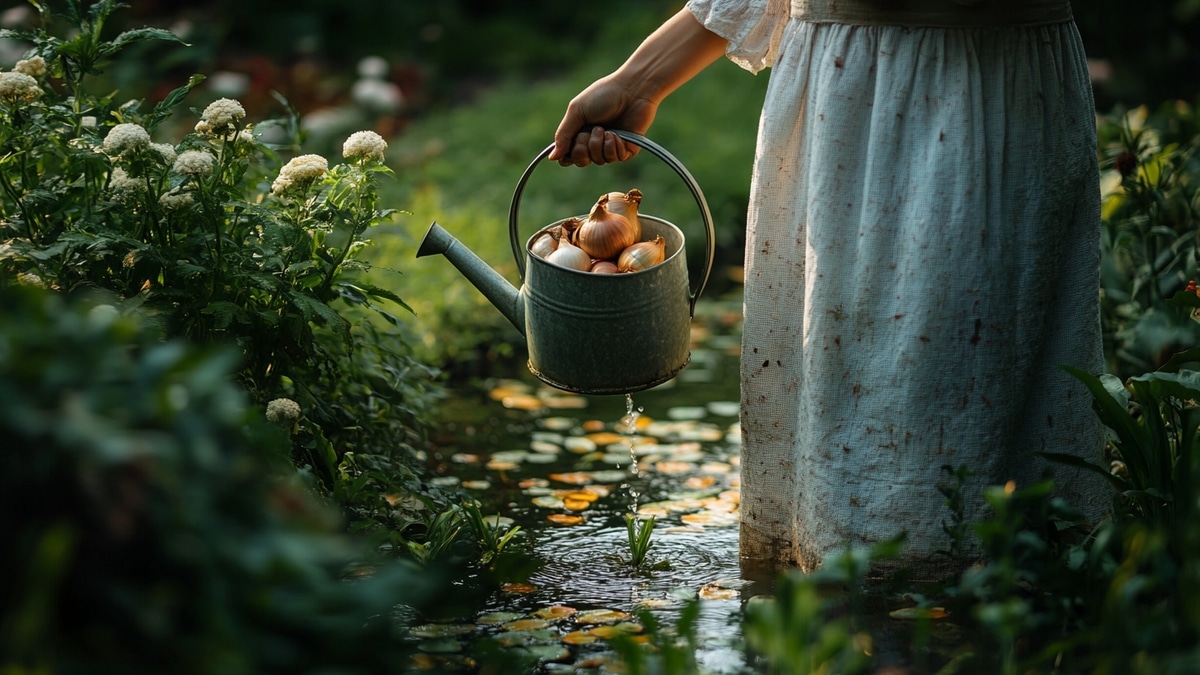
left=416, top=291, right=765, bottom=671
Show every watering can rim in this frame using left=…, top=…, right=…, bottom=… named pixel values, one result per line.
left=507, top=130, right=716, bottom=317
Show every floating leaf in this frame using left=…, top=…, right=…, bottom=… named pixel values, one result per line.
left=560, top=491, right=600, bottom=502
left=634, top=598, right=678, bottom=610
left=683, top=475, right=717, bottom=489
left=461, top=480, right=492, bottom=490
left=562, top=498, right=592, bottom=512
left=574, top=609, right=630, bottom=625
left=451, top=453, right=480, bottom=464
left=502, top=618, right=554, bottom=632
left=524, top=453, right=557, bottom=464
left=699, top=461, right=733, bottom=475
left=549, top=472, right=593, bottom=485
left=586, top=431, right=627, bottom=446
left=519, top=478, right=550, bottom=489
left=533, top=605, right=577, bottom=620
left=561, top=630, right=598, bottom=645
left=889, top=607, right=950, bottom=620
left=698, top=584, right=740, bottom=600
left=563, top=437, right=597, bottom=453
left=410, top=623, right=475, bottom=639
left=522, top=644, right=573, bottom=663
left=477, top=611, right=525, bottom=625
left=492, top=450, right=530, bottom=463
left=655, top=461, right=696, bottom=475
left=530, top=440, right=561, bottom=454
left=501, top=582, right=539, bottom=594
left=543, top=395, right=588, bottom=409
left=546, top=513, right=584, bottom=526
left=502, top=394, right=545, bottom=411
left=541, top=417, right=577, bottom=431
left=587, top=470, right=628, bottom=483
left=493, top=628, right=559, bottom=647
left=486, top=460, right=520, bottom=471
left=531, top=496, right=565, bottom=509
left=586, top=623, right=643, bottom=639
left=667, top=406, right=707, bottom=420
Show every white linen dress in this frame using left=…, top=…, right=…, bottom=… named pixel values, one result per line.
left=687, top=0, right=1109, bottom=574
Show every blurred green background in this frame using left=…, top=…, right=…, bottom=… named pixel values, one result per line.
left=7, top=0, right=1193, bottom=374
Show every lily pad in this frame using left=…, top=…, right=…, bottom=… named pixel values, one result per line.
left=574, top=609, right=631, bottom=625
left=563, top=437, right=597, bottom=453
left=409, top=623, right=475, bottom=639
left=889, top=606, right=950, bottom=620
left=540, top=417, right=577, bottom=431
left=476, top=611, right=525, bottom=625
left=546, top=513, right=585, bottom=525
left=532, top=605, right=577, bottom=620
left=501, top=618, right=555, bottom=632
left=561, top=630, right=598, bottom=645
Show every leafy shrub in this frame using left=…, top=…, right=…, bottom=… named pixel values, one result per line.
left=0, top=284, right=438, bottom=674
left=0, top=0, right=447, bottom=533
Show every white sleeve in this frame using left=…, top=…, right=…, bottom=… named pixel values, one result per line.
left=686, top=0, right=790, bottom=74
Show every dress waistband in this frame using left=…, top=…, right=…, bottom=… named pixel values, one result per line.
left=790, top=0, right=1072, bottom=27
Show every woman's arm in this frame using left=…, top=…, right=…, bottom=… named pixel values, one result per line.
left=550, top=8, right=729, bottom=167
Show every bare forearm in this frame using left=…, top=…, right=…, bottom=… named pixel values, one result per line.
left=614, top=8, right=729, bottom=104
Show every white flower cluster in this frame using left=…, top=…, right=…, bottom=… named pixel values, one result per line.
left=172, top=149, right=214, bottom=177
left=14, top=56, right=46, bottom=78
left=102, top=123, right=150, bottom=156
left=151, top=142, right=177, bottom=165
left=108, top=167, right=143, bottom=193
left=342, top=130, right=387, bottom=163
left=265, top=397, right=302, bottom=425
left=271, top=154, right=328, bottom=195
left=195, top=97, right=245, bottom=134
left=0, top=71, right=41, bottom=102
left=159, top=187, right=194, bottom=210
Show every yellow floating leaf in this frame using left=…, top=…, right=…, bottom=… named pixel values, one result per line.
left=460, top=480, right=491, bottom=490
left=489, top=384, right=527, bottom=401
left=450, top=453, right=480, bottom=464
left=655, top=461, right=695, bottom=475
left=574, top=609, right=631, bottom=625
left=698, top=585, right=740, bottom=601
left=546, top=513, right=585, bottom=525
left=718, top=490, right=741, bottom=504
left=889, top=607, right=950, bottom=620
left=582, top=485, right=611, bottom=498
left=586, top=431, right=627, bottom=446
left=563, top=498, right=592, bottom=512
left=581, top=419, right=607, bottom=432
left=543, top=395, right=589, bottom=409
left=683, top=475, right=717, bottom=489
left=533, top=605, right=577, bottom=620
left=560, top=491, right=600, bottom=502
left=561, top=630, right=598, bottom=645
left=682, top=511, right=738, bottom=526
left=548, top=472, right=593, bottom=486
left=502, top=394, right=545, bottom=411
left=501, top=582, right=539, bottom=594
left=699, top=461, right=733, bottom=475
left=486, top=460, right=520, bottom=471
left=501, top=618, right=554, bottom=632
left=519, top=478, right=550, bottom=489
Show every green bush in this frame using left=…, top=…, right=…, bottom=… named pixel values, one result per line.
left=0, top=284, right=438, bottom=674
left=0, top=0, right=446, bottom=533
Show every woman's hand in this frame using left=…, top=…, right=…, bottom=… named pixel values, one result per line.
left=549, top=75, right=658, bottom=167
left=547, top=9, right=727, bottom=168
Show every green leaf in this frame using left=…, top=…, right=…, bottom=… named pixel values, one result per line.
left=1038, top=451, right=1126, bottom=490
left=144, top=73, right=205, bottom=132
left=200, top=301, right=247, bottom=330
left=101, top=27, right=188, bottom=56
left=288, top=292, right=351, bottom=345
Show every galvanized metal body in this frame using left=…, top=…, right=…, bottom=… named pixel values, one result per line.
left=523, top=215, right=691, bottom=394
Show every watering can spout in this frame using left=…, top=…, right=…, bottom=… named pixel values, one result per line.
left=416, top=221, right=525, bottom=334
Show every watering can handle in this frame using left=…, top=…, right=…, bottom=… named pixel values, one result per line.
left=508, top=130, right=716, bottom=316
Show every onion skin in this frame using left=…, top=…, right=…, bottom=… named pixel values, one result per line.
left=617, top=235, right=666, bottom=272
left=530, top=231, right=558, bottom=259
left=576, top=196, right=638, bottom=260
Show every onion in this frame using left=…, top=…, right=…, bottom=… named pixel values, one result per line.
left=545, top=238, right=591, bottom=271
left=576, top=195, right=639, bottom=260
left=617, top=235, right=666, bottom=273
left=589, top=260, right=620, bottom=274
left=530, top=231, right=558, bottom=259
left=602, top=188, right=642, bottom=236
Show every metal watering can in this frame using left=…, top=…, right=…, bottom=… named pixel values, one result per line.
left=416, top=131, right=715, bottom=395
